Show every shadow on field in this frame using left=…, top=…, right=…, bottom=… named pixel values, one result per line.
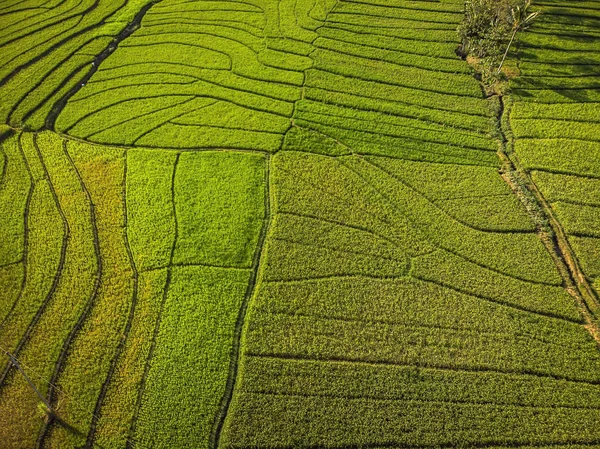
left=49, top=414, right=106, bottom=449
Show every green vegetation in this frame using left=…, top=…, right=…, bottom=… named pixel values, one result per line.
left=174, top=152, right=266, bottom=267
left=220, top=151, right=600, bottom=447
left=458, top=0, right=540, bottom=83
left=134, top=266, right=251, bottom=449
left=1, top=0, right=599, bottom=448
left=508, top=0, right=600, bottom=296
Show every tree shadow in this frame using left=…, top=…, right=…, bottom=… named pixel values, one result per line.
left=48, top=414, right=107, bottom=449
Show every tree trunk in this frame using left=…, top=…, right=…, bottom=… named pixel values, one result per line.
left=497, top=27, right=518, bottom=74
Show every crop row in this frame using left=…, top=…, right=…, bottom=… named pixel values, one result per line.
left=222, top=389, right=600, bottom=447
left=0, top=132, right=97, bottom=448
left=173, top=152, right=266, bottom=267
left=220, top=147, right=600, bottom=447
left=0, top=139, right=269, bottom=448
left=41, top=139, right=135, bottom=449
left=0, top=0, right=152, bottom=129
left=58, top=0, right=333, bottom=147
left=134, top=266, right=251, bottom=449
left=510, top=1, right=600, bottom=295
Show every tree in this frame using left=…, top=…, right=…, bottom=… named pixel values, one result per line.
left=497, top=0, right=541, bottom=73
left=457, top=0, right=540, bottom=83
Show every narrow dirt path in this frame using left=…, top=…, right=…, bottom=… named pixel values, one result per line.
left=494, top=94, right=600, bottom=345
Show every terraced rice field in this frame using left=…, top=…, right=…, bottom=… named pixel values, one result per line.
left=0, top=0, right=599, bottom=448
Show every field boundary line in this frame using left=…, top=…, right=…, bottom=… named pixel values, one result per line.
left=36, top=138, right=103, bottom=449
left=0, top=134, right=33, bottom=333
left=497, top=95, right=600, bottom=345
left=0, top=133, right=69, bottom=391
left=45, top=0, right=161, bottom=130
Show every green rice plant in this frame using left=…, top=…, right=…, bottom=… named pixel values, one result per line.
left=337, top=0, right=461, bottom=23
left=372, top=157, right=512, bottom=200
left=243, top=312, right=599, bottom=381
left=282, top=126, right=351, bottom=156
left=93, top=269, right=167, bottom=449
left=518, top=48, right=600, bottom=65
left=511, top=88, right=600, bottom=103
left=327, top=12, right=457, bottom=31
left=0, top=0, right=140, bottom=128
left=43, top=141, right=134, bottom=449
left=509, top=2, right=600, bottom=309
left=0, top=133, right=29, bottom=265
left=511, top=118, right=600, bottom=141
left=434, top=194, right=536, bottom=232
left=314, top=36, right=470, bottom=74
left=83, top=62, right=302, bottom=102
left=146, top=8, right=265, bottom=31
left=58, top=80, right=295, bottom=145
left=519, top=30, right=600, bottom=51
left=551, top=202, right=600, bottom=238
left=317, top=25, right=460, bottom=59
left=252, top=276, right=586, bottom=347
left=0, top=17, right=82, bottom=79
left=349, top=155, right=560, bottom=284
left=64, top=96, right=199, bottom=143
left=411, top=249, right=580, bottom=320
left=257, top=48, right=313, bottom=72
left=120, top=26, right=305, bottom=86
left=135, top=123, right=284, bottom=152
left=305, top=69, right=491, bottom=117
left=266, top=37, right=314, bottom=56
left=0, top=263, right=23, bottom=324
left=0, top=176, right=63, bottom=351
left=312, top=48, right=483, bottom=97
left=333, top=2, right=460, bottom=29
left=134, top=266, right=251, bottom=449
left=517, top=61, right=600, bottom=77
left=531, top=171, right=600, bottom=207
left=569, top=236, right=600, bottom=281
left=173, top=151, right=266, bottom=267
left=294, top=100, right=498, bottom=150
left=293, top=119, right=498, bottom=165
left=279, top=0, right=319, bottom=42
left=303, top=87, right=495, bottom=132
left=515, top=139, right=600, bottom=177
left=511, top=76, right=600, bottom=91
left=326, top=21, right=459, bottom=43
left=221, top=389, right=600, bottom=448
left=0, top=131, right=96, bottom=448
left=241, top=356, right=600, bottom=408
left=511, top=102, right=600, bottom=122
left=9, top=37, right=112, bottom=129
left=106, top=41, right=232, bottom=71
left=126, top=149, right=177, bottom=272
left=172, top=101, right=291, bottom=134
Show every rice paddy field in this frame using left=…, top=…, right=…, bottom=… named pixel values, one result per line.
left=0, top=0, right=599, bottom=448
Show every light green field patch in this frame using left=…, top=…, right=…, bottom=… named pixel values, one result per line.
left=134, top=266, right=251, bottom=449
left=174, top=151, right=265, bottom=267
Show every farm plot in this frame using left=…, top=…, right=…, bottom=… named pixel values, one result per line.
left=215, top=1, right=600, bottom=447
left=53, top=0, right=315, bottom=150
left=0, top=0, right=158, bottom=130
left=1, top=0, right=600, bottom=448
left=220, top=150, right=600, bottom=448
left=0, top=130, right=266, bottom=449
left=509, top=0, right=600, bottom=295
